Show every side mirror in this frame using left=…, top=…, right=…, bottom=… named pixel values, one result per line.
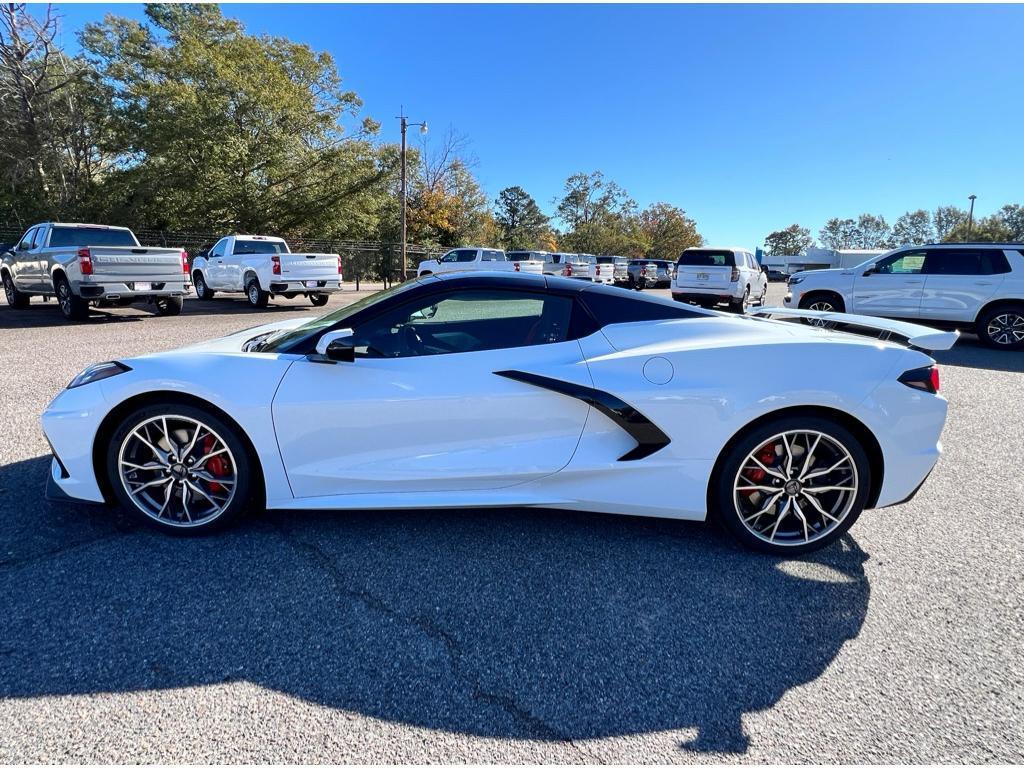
left=862, top=267, right=875, bottom=277
left=315, top=328, right=356, bottom=362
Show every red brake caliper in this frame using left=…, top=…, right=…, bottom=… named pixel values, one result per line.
left=202, top=435, right=228, bottom=493
left=740, top=445, right=778, bottom=497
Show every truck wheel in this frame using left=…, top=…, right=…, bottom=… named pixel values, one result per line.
left=54, top=275, right=89, bottom=321
left=154, top=296, right=183, bottom=316
left=2, top=271, right=30, bottom=308
left=246, top=278, right=269, bottom=308
left=309, top=294, right=329, bottom=307
left=194, top=272, right=215, bottom=300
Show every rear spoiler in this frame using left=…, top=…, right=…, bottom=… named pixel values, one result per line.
left=749, top=307, right=959, bottom=351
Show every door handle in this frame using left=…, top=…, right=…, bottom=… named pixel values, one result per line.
left=905, top=279, right=922, bottom=284
left=975, top=281, right=993, bottom=286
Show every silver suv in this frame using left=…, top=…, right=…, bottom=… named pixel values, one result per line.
left=783, top=242, right=1024, bottom=349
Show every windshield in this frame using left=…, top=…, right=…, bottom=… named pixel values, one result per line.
left=49, top=226, right=139, bottom=248
left=234, top=240, right=288, bottom=255
left=257, top=279, right=424, bottom=352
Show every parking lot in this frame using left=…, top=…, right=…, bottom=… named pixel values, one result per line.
left=1, top=282, right=1022, bottom=763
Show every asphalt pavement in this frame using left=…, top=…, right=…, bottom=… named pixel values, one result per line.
left=0, top=283, right=1021, bottom=763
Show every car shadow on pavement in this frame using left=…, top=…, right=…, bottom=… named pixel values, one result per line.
left=931, top=335, right=1024, bottom=374
left=0, top=298, right=317, bottom=328
left=0, top=455, right=870, bottom=755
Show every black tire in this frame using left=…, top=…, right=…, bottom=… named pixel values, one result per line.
left=976, top=304, right=1024, bottom=350
left=245, top=277, right=269, bottom=308
left=712, top=415, right=871, bottom=555
left=153, top=296, right=183, bottom=316
left=798, top=292, right=845, bottom=313
left=194, top=271, right=215, bottom=300
left=2, top=271, right=30, bottom=308
left=105, top=402, right=256, bottom=535
left=54, top=274, right=89, bottom=321
left=309, top=293, right=329, bottom=307
left=730, top=286, right=750, bottom=314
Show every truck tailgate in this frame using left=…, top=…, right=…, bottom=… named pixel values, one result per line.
left=89, top=247, right=185, bottom=282
left=279, top=253, right=339, bottom=280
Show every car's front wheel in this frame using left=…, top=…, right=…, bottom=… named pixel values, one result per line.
left=106, top=404, right=254, bottom=533
left=713, top=416, right=871, bottom=555
left=194, top=272, right=215, bottom=300
left=977, top=304, right=1024, bottom=350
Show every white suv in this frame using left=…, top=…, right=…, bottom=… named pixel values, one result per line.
left=672, top=247, right=768, bottom=312
left=783, top=243, right=1024, bottom=350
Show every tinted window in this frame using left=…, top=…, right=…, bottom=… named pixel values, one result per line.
left=49, top=226, right=138, bottom=248
left=456, top=250, right=478, bottom=263
left=18, top=228, right=37, bottom=250
left=874, top=250, right=925, bottom=275
left=580, top=287, right=701, bottom=325
left=349, top=289, right=572, bottom=358
left=233, top=240, right=287, bottom=255
left=481, top=250, right=505, bottom=262
left=679, top=250, right=735, bottom=267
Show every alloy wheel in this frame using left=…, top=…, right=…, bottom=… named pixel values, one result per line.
left=3, top=275, right=14, bottom=304
left=57, top=281, right=71, bottom=315
left=117, top=414, right=238, bottom=528
left=987, top=312, right=1024, bottom=346
left=248, top=284, right=259, bottom=304
left=733, top=430, right=859, bottom=547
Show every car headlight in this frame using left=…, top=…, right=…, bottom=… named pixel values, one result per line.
left=788, top=275, right=805, bottom=285
left=67, top=361, right=131, bottom=389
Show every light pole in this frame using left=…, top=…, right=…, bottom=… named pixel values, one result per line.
left=397, top=108, right=427, bottom=284
left=967, top=195, right=977, bottom=240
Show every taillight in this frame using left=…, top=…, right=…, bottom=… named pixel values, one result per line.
left=563, top=264, right=572, bottom=277
left=337, top=255, right=343, bottom=276
left=898, top=365, right=940, bottom=394
left=271, top=255, right=281, bottom=275
left=77, top=247, right=93, bottom=275
left=180, top=250, right=189, bottom=274
left=514, top=261, right=521, bottom=272
left=641, top=267, right=647, bottom=276
left=730, top=266, right=740, bottom=282
left=595, top=265, right=601, bottom=276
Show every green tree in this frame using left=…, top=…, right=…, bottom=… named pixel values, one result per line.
left=933, top=205, right=967, bottom=241
left=995, top=204, right=1024, bottom=239
left=555, top=171, right=641, bottom=255
left=494, top=186, right=550, bottom=250
left=943, top=215, right=1015, bottom=243
left=890, top=209, right=934, bottom=246
left=854, top=213, right=891, bottom=248
left=818, top=218, right=859, bottom=250
left=764, top=224, right=813, bottom=257
left=636, top=202, right=702, bottom=259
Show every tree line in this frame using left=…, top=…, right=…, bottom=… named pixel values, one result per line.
left=0, top=3, right=703, bottom=263
left=765, top=204, right=1024, bottom=257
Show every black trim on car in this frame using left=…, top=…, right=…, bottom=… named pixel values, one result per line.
left=493, top=369, right=671, bottom=461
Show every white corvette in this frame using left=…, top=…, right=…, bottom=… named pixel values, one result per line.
left=42, top=273, right=955, bottom=554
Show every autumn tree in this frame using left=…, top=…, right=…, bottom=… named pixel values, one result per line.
left=636, top=202, right=702, bottom=259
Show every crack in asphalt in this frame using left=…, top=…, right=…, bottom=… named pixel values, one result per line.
left=0, top=529, right=132, bottom=572
left=272, top=520, right=603, bottom=764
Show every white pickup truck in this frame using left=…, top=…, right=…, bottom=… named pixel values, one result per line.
left=1, top=222, right=190, bottom=321
left=416, top=247, right=518, bottom=277
left=191, top=235, right=343, bottom=308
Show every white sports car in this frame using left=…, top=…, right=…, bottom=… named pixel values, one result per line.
left=42, top=273, right=955, bottom=554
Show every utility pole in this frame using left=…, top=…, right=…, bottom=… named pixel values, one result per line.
left=967, top=195, right=977, bottom=240
left=397, top=108, right=426, bottom=284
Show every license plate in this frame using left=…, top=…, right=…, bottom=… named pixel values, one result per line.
left=135, top=282, right=151, bottom=291
left=696, top=273, right=709, bottom=281
left=305, top=280, right=318, bottom=288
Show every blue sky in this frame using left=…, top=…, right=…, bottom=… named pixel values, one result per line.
left=51, top=3, right=1024, bottom=248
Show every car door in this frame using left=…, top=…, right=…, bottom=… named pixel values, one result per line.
left=851, top=249, right=926, bottom=318
left=434, top=249, right=463, bottom=274
left=205, top=238, right=229, bottom=288
left=920, top=248, right=1008, bottom=323
left=272, top=288, right=591, bottom=497
left=11, top=227, right=38, bottom=288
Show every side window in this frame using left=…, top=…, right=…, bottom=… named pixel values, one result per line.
left=31, top=227, right=46, bottom=248
left=874, top=250, right=926, bottom=275
left=349, top=289, right=573, bottom=358
left=18, top=228, right=37, bottom=251
left=456, top=249, right=478, bottom=263
left=210, top=239, right=228, bottom=258
left=924, top=249, right=982, bottom=276
left=439, top=250, right=459, bottom=263
left=984, top=251, right=1011, bottom=275
left=481, top=250, right=504, bottom=262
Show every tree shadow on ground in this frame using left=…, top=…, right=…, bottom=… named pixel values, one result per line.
left=0, top=455, right=870, bottom=753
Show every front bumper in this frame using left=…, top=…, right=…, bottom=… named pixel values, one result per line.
left=783, top=292, right=794, bottom=306
left=40, top=384, right=110, bottom=503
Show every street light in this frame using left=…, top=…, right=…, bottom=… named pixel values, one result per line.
left=967, top=195, right=977, bottom=240
left=397, top=108, right=427, bottom=284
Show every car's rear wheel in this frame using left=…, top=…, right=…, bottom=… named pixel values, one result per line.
left=194, top=272, right=215, bottom=300
left=976, top=304, right=1024, bottom=350
left=106, top=404, right=254, bottom=534
left=713, top=416, right=871, bottom=555
left=730, top=286, right=750, bottom=313
left=246, top=277, right=269, bottom=308
left=309, top=293, right=329, bottom=307
left=54, top=274, right=89, bottom=321
left=2, top=271, right=30, bottom=308
left=153, top=296, right=183, bottom=316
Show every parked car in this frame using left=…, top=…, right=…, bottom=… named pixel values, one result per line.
left=191, top=235, right=342, bottom=308
left=766, top=268, right=789, bottom=282
left=558, top=254, right=594, bottom=280
left=589, top=255, right=630, bottom=286
left=1, top=222, right=190, bottom=320
left=505, top=250, right=548, bottom=275
left=417, top=247, right=512, bottom=277
left=672, top=247, right=768, bottom=312
left=629, top=259, right=673, bottom=289
left=541, top=252, right=581, bottom=276
left=44, top=272, right=953, bottom=555
left=783, top=242, right=1024, bottom=349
